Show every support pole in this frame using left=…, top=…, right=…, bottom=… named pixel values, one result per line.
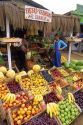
left=6, top=16, right=12, bottom=69
left=68, top=43, right=72, bottom=64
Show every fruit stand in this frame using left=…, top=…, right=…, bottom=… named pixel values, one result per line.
left=0, top=64, right=83, bottom=125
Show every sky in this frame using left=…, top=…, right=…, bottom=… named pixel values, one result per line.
left=33, top=0, right=83, bottom=14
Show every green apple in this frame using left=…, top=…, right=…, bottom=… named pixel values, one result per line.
left=61, top=114, right=64, bottom=118
left=61, top=117, right=65, bottom=123
left=63, top=123, right=67, bottom=125
left=65, top=116, right=68, bottom=120
left=66, top=120, right=70, bottom=125
left=65, top=108, right=69, bottom=112
left=71, top=115, right=76, bottom=120
left=64, top=112, right=68, bottom=116
left=61, top=109, right=65, bottom=113
left=75, top=111, right=79, bottom=116
left=67, top=113, right=71, bottom=118
left=67, top=106, right=71, bottom=110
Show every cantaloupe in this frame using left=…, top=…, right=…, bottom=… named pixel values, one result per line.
left=32, top=65, right=41, bottom=72
left=0, top=66, right=7, bottom=74
left=6, top=70, right=15, bottom=79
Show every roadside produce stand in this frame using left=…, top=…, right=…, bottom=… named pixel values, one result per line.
left=0, top=64, right=83, bottom=125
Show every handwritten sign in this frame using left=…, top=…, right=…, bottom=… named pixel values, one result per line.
left=25, top=5, right=52, bottom=22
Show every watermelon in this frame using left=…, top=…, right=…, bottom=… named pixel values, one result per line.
left=74, top=66, right=83, bottom=70
left=71, top=60, right=78, bottom=65
left=76, top=60, right=83, bottom=66
left=69, top=63, right=76, bottom=69
left=63, top=62, right=70, bottom=68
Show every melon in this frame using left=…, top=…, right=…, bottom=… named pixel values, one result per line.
left=19, top=71, right=27, bottom=76
left=6, top=69, right=15, bottom=79
left=27, top=70, right=34, bottom=77
left=0, top=66, right=7, bottom=74
left=32, top=65, right=41, bottom=72
left=64, top=62, right=70, bottom=68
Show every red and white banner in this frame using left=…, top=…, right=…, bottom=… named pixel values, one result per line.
left=25, top=5, right=52, bottom=22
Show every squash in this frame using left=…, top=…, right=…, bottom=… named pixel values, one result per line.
left=32, top=65, right=41, bottom=72
left=27, top=70, right=34, bottom=77
left=19, top=71, right=27, bottom=76
left=6, top=70, right=15, bottom=79
left=0, top=66, right=7, bottom=74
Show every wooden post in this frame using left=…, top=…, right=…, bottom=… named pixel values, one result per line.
left=6, top=16, right=12, bottom=69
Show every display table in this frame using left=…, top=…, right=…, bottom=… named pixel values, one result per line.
left=0, top=38, right=22, bottom=69
left=65, top=37, right=83, bottom=63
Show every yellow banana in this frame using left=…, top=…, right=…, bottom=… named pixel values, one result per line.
left=3, top=93, right=11, bottom=102
left=34, top=94, right=43, bottom=102
left=52, top=103, right=59, bottom=116
left=47, top=103, right=50, bottom=114
left=68, top=93, right=72, bottom=103
left=5, top=94, right=11, bottom=103
left=47, top=103, right=59, bottom=118
left=56, top=86, right=62, bottom=95
left=3, top=93, right=16, bottom=103
left=68, top=93, right=75, bottom=103
left=69, top=93, right=75, bottom=102
left=49, top=103, right=53, bottom=118
left=10, top=94, right=16, bottom=103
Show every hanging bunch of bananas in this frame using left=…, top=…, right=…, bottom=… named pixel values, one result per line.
left=68, top=92, right=75, bottom=103
left=47, top=102, right=59, bottom=118
left=3, top=93, right=16, bottom=103
left=34, top=94, right=43, bottom=102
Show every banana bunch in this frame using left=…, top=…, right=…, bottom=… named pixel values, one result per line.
left=3, top=93, right=16, bottom=103
left=68, top=92, right=75, bottom=103
left=47, top=103, right=59, bottom=118
left=56, top=86, right=62, bottom=95
left=61, top=56, right=67, bottom=63
left=15, top=74, right=21, bottom=82
left=34, top=94, right=43, bottom=102
left=73, top=76, right=78, bottom=81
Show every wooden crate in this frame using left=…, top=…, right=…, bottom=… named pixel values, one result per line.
left=6, top=100, right=46, bottom=125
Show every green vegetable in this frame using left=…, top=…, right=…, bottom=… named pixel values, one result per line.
left=0, top=55, right=5, bottom=65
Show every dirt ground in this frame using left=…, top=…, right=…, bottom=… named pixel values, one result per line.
left=62, top=51, right=83, bottom=60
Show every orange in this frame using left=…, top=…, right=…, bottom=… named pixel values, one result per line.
left=26, top=110, right=31, bottom=115
left=32, top=109, right=36, bottom=115
left=12, top=114, right=16, bottom=119
left=35, top=108, right=39, bottom=112
left=24, top=108, right=27, bottom=112
left=27, top=115, right=30, bottom=119
left=20, top=110, right=25, bottom=115
left=18, top=115, right=23, bottom=120
left=28, top=106, right=32, bottom=110
left=24, top=117, right=28, bottom=121
left=21, top=104, right=25, bottom=108
left=17, top=120, right=21, bottom=125
left=14, top=117, right=18, bottom=122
